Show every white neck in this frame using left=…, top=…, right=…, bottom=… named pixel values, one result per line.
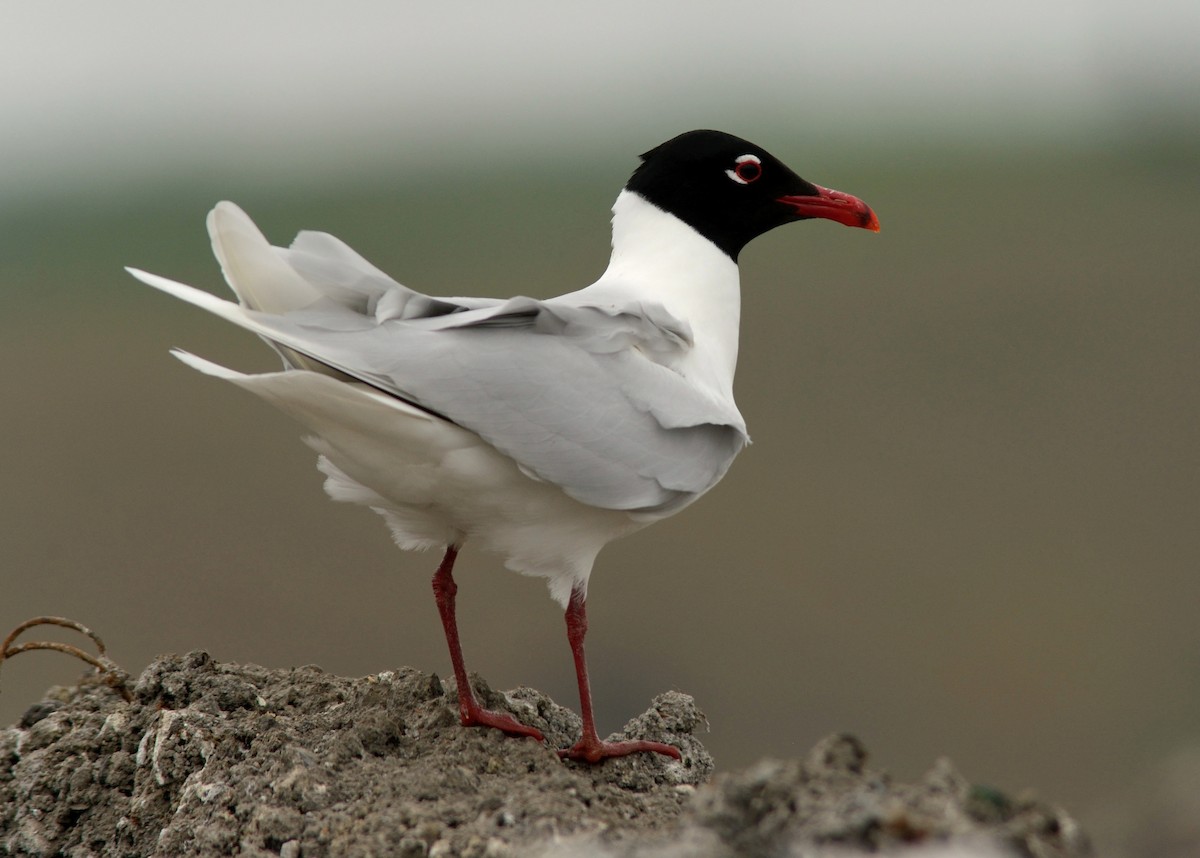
left=587, top=190, right=741, bottom=399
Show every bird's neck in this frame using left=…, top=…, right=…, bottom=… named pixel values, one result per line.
left=595, top=190, right=742, bottom=398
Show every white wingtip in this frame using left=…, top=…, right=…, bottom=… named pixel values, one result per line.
left=126, top=266, right=248, bottom=327
left=169, top=349, right=251, bottom=381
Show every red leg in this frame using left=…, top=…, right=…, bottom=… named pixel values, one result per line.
left=558, top=587, right=681, bottom=763
left=432, top=546, right=544, bottom=741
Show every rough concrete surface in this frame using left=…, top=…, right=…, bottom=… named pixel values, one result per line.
left=1, top=653, right=1089, bottom=857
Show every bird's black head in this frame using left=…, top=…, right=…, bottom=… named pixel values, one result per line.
left=625, top=129, right=879, bottom=260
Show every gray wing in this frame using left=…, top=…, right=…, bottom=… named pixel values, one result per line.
left=248, top=296, right=746, bottom=513
left=279, top=228, right=501, bottom=319
left=134, top=219, right=746, bottom=513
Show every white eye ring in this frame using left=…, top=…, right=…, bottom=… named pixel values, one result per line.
left=725, top=154, right=762, bottom=185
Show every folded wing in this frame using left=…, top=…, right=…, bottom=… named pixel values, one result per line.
left=129, top=203, right=747, bottom=513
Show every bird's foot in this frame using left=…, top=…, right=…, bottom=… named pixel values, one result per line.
left=558, top=736, right=681, bottom=764
left=460, top=703, right=545, bottom=742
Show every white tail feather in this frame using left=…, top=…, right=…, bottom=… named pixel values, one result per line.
left=207, top=201, right=323, bottom=313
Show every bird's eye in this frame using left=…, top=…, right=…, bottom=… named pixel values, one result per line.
left=725, top=154, right=762, bottom=185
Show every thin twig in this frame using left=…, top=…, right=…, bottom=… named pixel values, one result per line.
left=0, top=616, right=133, bottom=702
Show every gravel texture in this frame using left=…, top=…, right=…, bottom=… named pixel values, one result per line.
left=0, top=653, right=1090, bottom=857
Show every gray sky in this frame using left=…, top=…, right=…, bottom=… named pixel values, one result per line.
left=2, top=1, right=1197, bottom=197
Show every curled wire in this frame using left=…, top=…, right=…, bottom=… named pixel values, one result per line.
left=0, top=616, right=133, bottom=702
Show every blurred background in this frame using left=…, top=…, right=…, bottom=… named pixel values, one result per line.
left=2, top=2, right=1197, bottom=853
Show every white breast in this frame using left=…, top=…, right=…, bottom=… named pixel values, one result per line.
left=568, top=190, right=743, bottom=405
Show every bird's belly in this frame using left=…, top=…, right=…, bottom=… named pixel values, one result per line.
left=241, top=368, right=646, bottom=602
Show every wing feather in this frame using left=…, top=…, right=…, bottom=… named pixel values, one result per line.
left=130, top=206, right=747, bottom=513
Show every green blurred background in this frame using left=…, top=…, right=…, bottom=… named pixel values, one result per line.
left=2, top=3, right=1197, bottom=852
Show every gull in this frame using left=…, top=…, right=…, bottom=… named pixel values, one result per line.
left=128, top=129, right=878, bottom=762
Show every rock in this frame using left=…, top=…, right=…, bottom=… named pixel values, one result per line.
left=0, top=653, right=1087, bottom=857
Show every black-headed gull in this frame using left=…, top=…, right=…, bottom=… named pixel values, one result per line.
left=129, top=130, right=878, bottom=762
